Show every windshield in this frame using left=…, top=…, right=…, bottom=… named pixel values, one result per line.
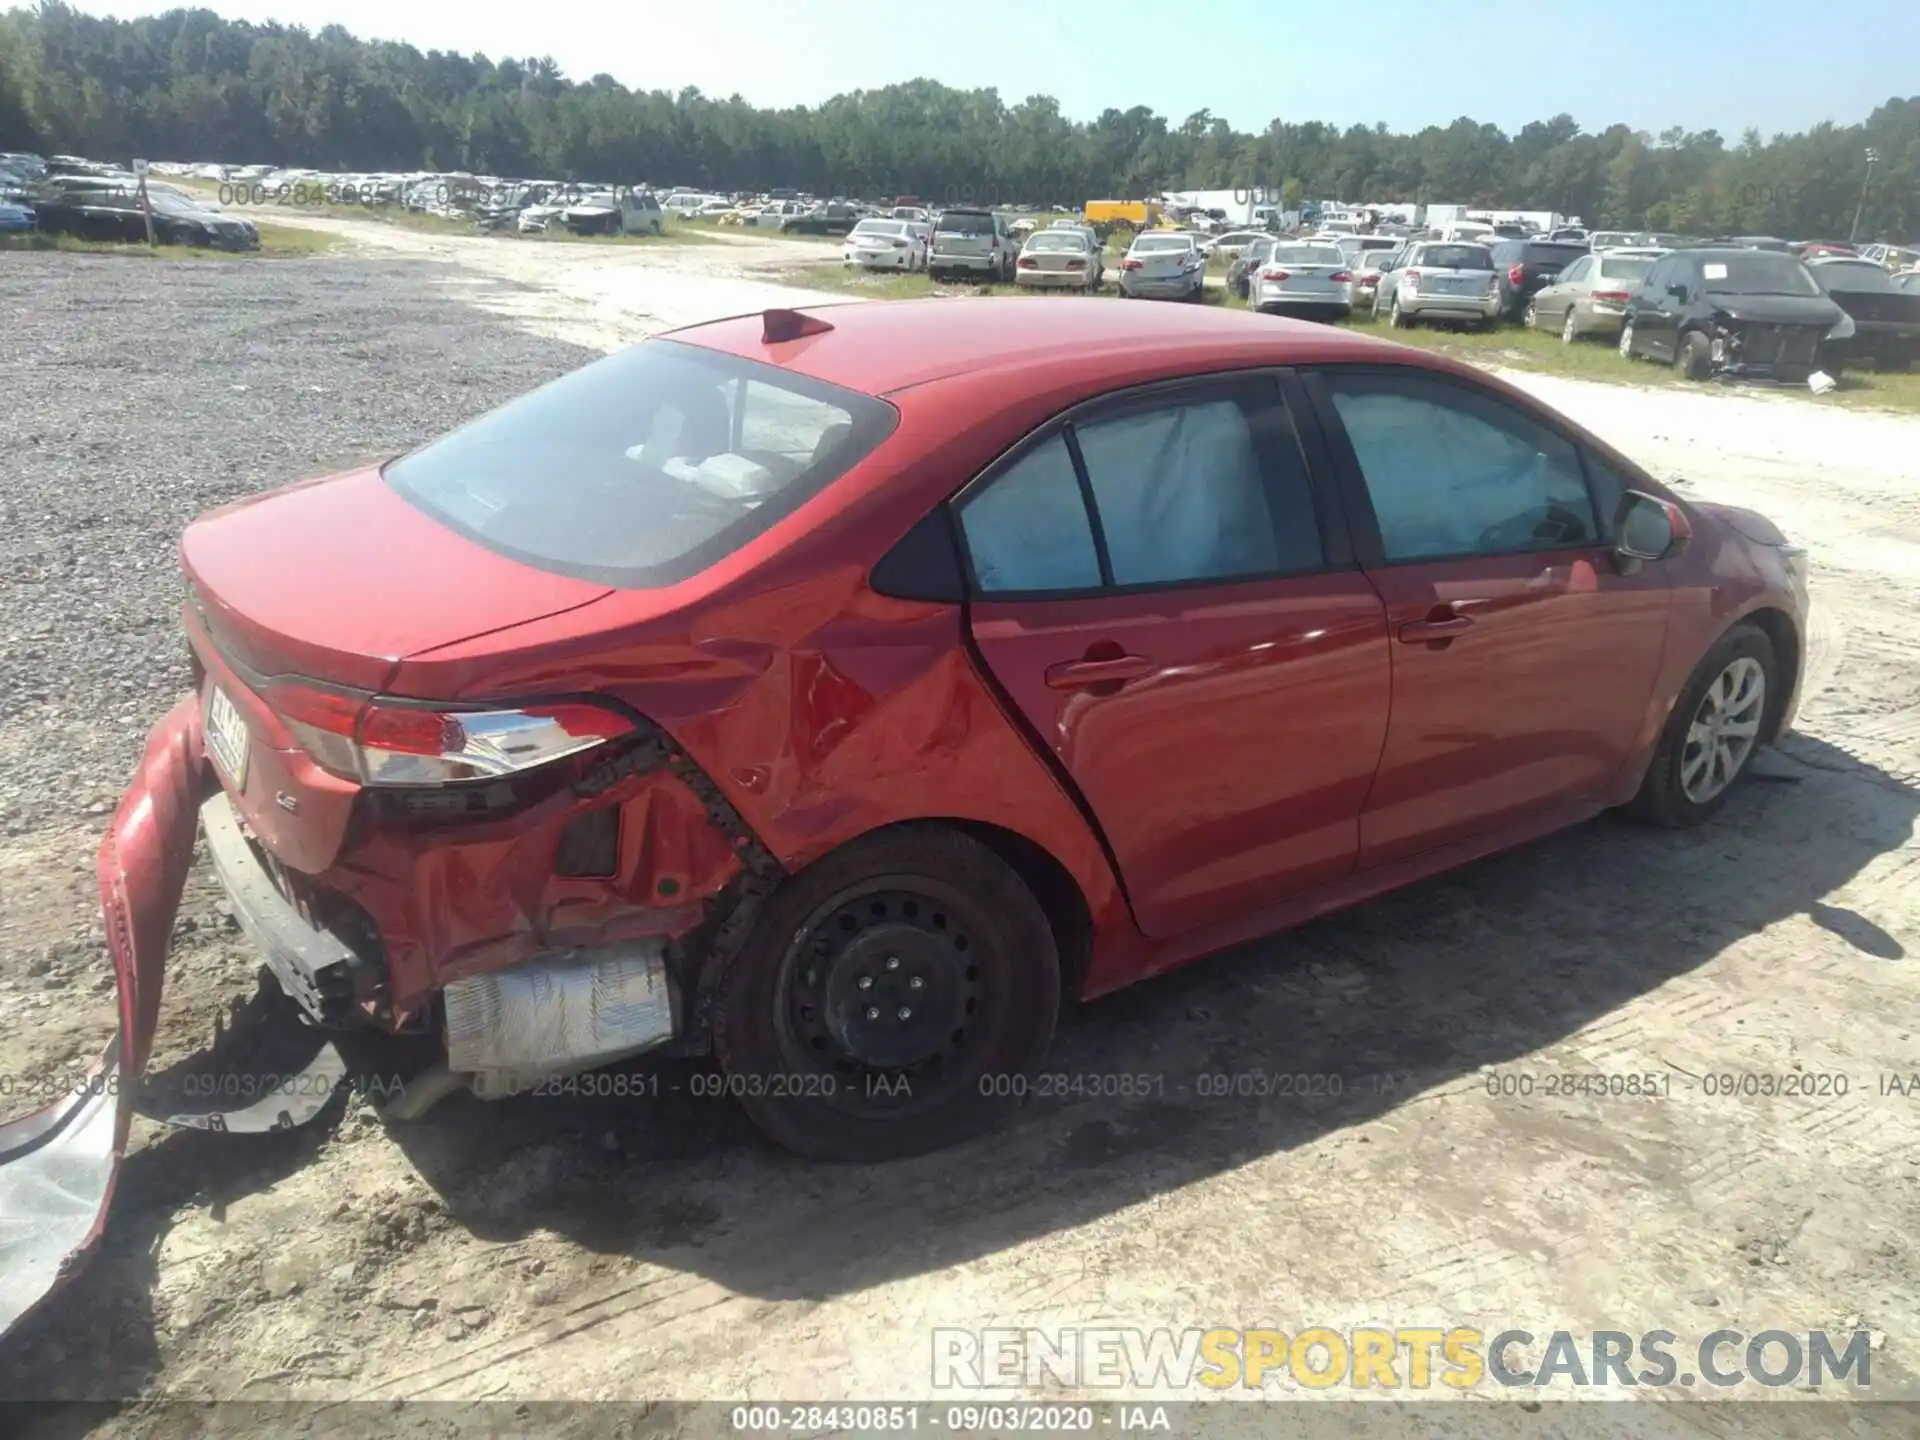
left=1812, top=261, right=1896, bottom=293
left=937, top=210, right=996, bottom=234
left=1699, top=254, right=1821, bottom=297
left=1133, top=235, right=1194, bottom=253
left=1415, top=244, right=1493, bottom=270
left=384, top=341, right=897, bottom=588
left=1272, top=245, right=1345, bottom=265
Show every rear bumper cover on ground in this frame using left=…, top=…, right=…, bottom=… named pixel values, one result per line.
left=0, top=694, right=203, bottom=1341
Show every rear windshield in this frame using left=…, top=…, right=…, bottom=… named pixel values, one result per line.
left=1026, top=233, right=1087, bottom=252
left=851, top=219, right=906, bottom=237
left=1812, top=261, right=1895, bottom=293
left=1522, top=242, right=1588, bottom=266
left=1133, top=234, right=1195, bottom=253
left=384, top=341, right=897, bottom=588
left=1272, top=245, right=1345, bottom=265
left=937, top=210, right=996, bottom=234
left=1698, top=254, right=1821, bottom=296
left=1597, top=255, right=1656, bottom=284
left=1415, top=244, right=1493, bottom=270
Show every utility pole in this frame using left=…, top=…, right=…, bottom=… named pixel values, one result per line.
left=1850, top=147, right=1878, bottom=244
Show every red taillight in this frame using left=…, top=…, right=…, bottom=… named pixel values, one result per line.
left=1403, top=268, right=1422, bottom=283
left=1508, top=263, right=1527, bottom=285
left=1261, top=269, right=1290, bottom=282
left=1591, top=289, right=1630, bottom=303
left=261, top=681, right=634, bottom=787
left=1017, top=256, right=1038, bottom=268
left=890, top=238, right=907, bottom=248
left=1121, top=258, right=1142, bottom=270
left=1065, top=258, right=1085, bottom=269
left=1329, top=271, right=1352, bottom=284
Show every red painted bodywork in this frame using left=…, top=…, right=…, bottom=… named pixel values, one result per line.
left=130, top=298, right=1802, bottom=1030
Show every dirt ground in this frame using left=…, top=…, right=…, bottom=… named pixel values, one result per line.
left=1, top=216, right=1917, bottom=1432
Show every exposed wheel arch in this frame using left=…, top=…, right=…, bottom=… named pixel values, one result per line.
left=1740, top=605, right=1803, bottom=744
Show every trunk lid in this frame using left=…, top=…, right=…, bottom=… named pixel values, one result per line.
left=182, top=466, right=613, bottom=691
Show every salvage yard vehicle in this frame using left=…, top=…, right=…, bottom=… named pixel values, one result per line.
left=1490, top=238, right=1591, bottom=322
left=1858, top=242, right=1920, bottom=273
left=1525, top=249, right=1661, bottom=342
left=1805, top=255, right=1920, bottom=372
left=1349, top=248, right=1397, bottom=308
left=32, top=186, right=260, bottom=249
left=561, top=189, right=665, bottom=236
left=1014, top=228, right=1104, bottom=290
left=1618, top=248, right=1845, bottom=382
left=1374, top=241, right=1501, bottom=328
left=842, top=218, right=925, bottom=271
left=1117, top=232, right=1206, bottom=300
left=783, top=201, right=861, bottom=237
left=929, top=207, right=1016, bottom=282
left=1249, top=242, right=1354, bottom=319
left=1228, top=236, right=1275, bottom=299
left=11, top=298, right=1813, bottom=1339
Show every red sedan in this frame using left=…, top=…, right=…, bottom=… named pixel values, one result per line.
left=89, top=299, right=1808, bottom=1167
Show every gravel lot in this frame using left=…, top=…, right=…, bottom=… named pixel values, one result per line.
left=0, top=239, right=1916, bottom=1436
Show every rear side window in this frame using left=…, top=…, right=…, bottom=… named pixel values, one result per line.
left=1523, top=243, right=1589, bottom=266
left=957, top=382, right=1323, bottom=594
left=1075, top=400, right=1286, bottom=585
left=958, top=437, right=1102, bottom=593
left=384, top=340, right=896, bottom=588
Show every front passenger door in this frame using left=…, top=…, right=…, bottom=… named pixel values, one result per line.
left=1307, top=368, right=1673, bottom=868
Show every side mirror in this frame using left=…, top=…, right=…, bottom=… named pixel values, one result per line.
left=1614, top=490, right=1691, bottom=570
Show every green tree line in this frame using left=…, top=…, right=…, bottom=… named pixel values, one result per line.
left=1, top=2, right=1915, bottom=238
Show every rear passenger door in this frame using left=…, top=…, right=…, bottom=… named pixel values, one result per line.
left=1303, top=367, right=1672, bottom=868
left=956, top=374, right=1390, bottom=940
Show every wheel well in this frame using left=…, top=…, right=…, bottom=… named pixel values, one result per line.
left=1740, top=607, right=1801, bottom=743
left=943, top=820, right=1094, bottom=1002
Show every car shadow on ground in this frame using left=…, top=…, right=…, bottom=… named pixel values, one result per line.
left=3, top=732, right=1913, bottom=1404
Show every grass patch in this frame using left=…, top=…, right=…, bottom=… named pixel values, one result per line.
left=0, top=222, right=337, bottom=258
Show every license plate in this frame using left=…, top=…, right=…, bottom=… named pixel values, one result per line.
left=204, top=686, right=251, bottom=790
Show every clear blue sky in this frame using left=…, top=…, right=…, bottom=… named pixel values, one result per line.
left=75, top=0, right=1914, bottom=138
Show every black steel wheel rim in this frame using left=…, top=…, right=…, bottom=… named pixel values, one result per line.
left=774, top=878, right=991, bottom=1112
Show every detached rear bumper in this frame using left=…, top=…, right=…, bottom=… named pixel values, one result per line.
left=0, top=694, right=204, bottom=1342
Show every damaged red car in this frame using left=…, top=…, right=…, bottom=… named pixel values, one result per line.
left=8, top=297, right=1812, bottom=1327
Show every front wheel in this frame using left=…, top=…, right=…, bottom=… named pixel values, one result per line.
left=1680, top=330, right=1713, bottom=381
left=1524, top=301, right=1539, bottom=329
left=1626, top=624, right=1775, bottom=828
left=712, top=825, right=1061, bottom=1160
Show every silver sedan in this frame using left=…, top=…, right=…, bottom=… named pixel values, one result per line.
left=1250, top=243, right=1354, bottom=319
left=1117, top=233, right=1206, bottom=300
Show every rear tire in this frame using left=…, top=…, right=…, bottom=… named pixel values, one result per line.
left=1619, top=322, right=1638, bottom=361
left=1561, top=308, right=1581, bottom=344
left=712, top=825, right=1061, bottom=1160
left=1389, top=298, right=1412, bottom=329
left=1625, top=623, right=1775, bottom=828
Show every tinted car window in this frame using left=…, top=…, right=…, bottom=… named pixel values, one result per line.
left=1812, top=261, right=1896, bottom=293
left=385, top=340, right=895, bottom=588
left=1074, top=394, right=1312, bottom=585
left=1522, top=242, right=1589, bottom=266
left=1557, top=256, right=1592, bottom=283
left=958, top=436, right=1102, bottom=593
left=937, top=210, right=996, bottom=234
left=1324, top=373, right=1597, bottom=562
left=1414, top=244, right=1494, bottom=270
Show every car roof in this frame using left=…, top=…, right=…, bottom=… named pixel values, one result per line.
left=666, top=297, right=1436, bottom=397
